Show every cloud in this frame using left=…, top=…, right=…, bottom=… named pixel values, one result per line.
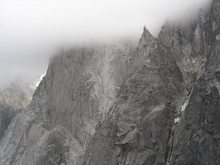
left=0, top=0, right=211, bottom=88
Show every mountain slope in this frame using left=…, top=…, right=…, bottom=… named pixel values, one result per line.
left=0, top=83, right=32, bottom=140
left=83, top=0, right=220, bottom=164
left=0, top=0, right=220, bottom=164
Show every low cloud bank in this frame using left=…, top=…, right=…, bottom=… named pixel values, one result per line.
left=0, top=0, right=211, bottom=88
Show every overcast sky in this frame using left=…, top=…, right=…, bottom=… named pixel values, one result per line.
left=0, top=0, right=211, bottom=88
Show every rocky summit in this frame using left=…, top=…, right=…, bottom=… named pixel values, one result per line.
left=0, top=0, right=220, bottom=164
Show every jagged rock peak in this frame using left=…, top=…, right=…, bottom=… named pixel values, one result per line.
left=138, top=26, right=155, bottom=48
left=0, top=0, right=219, bottom=165
left=143, top=26, right=150, bottom=34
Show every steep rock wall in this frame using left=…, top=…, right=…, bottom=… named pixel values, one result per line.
left=0, top=0, right=220, bottom=165
left=83, top=0, right=220, bottom=165
left=0, top=42, right=147, bottom=164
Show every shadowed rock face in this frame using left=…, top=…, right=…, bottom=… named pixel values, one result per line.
left=0, top=0, right=220, bottom=165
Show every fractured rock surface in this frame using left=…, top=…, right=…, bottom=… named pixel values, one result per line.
left=0, top=0, right=220, bottom=164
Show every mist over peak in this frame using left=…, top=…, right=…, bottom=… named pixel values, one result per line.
left=0, top=0, right=219, bottom=164
left=0, top=0, right=211, bottom=88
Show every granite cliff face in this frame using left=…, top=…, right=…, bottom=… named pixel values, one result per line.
left=0, top=0, right=220, bottom=164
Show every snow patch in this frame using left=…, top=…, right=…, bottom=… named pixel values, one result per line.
left=174, top=117, right=180, bottom=124
left=181, top=98, right=189, bottom=112
left=216, top=33, right=220, bottom=40
left=34, top=73, right=46, bottom=87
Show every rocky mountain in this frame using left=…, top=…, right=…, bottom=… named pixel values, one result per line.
left=0, top=82, right=33, bottom=140
left=0, top=0, right=219, bottom=164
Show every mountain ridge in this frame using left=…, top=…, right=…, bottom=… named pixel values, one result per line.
left=0, top=0, right=220, bottom=164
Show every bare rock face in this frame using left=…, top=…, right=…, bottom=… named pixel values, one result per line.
left=0, top=42, right=139, bottom=165
left=83, top=1, right=220, bottom=165
left=0, top=0, right=220, bottom=165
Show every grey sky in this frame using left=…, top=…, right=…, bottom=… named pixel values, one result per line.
left=0, top=0, right=211, bottom=88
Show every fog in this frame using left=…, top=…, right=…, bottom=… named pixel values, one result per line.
left=0, top=0, right=211, bottom=88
